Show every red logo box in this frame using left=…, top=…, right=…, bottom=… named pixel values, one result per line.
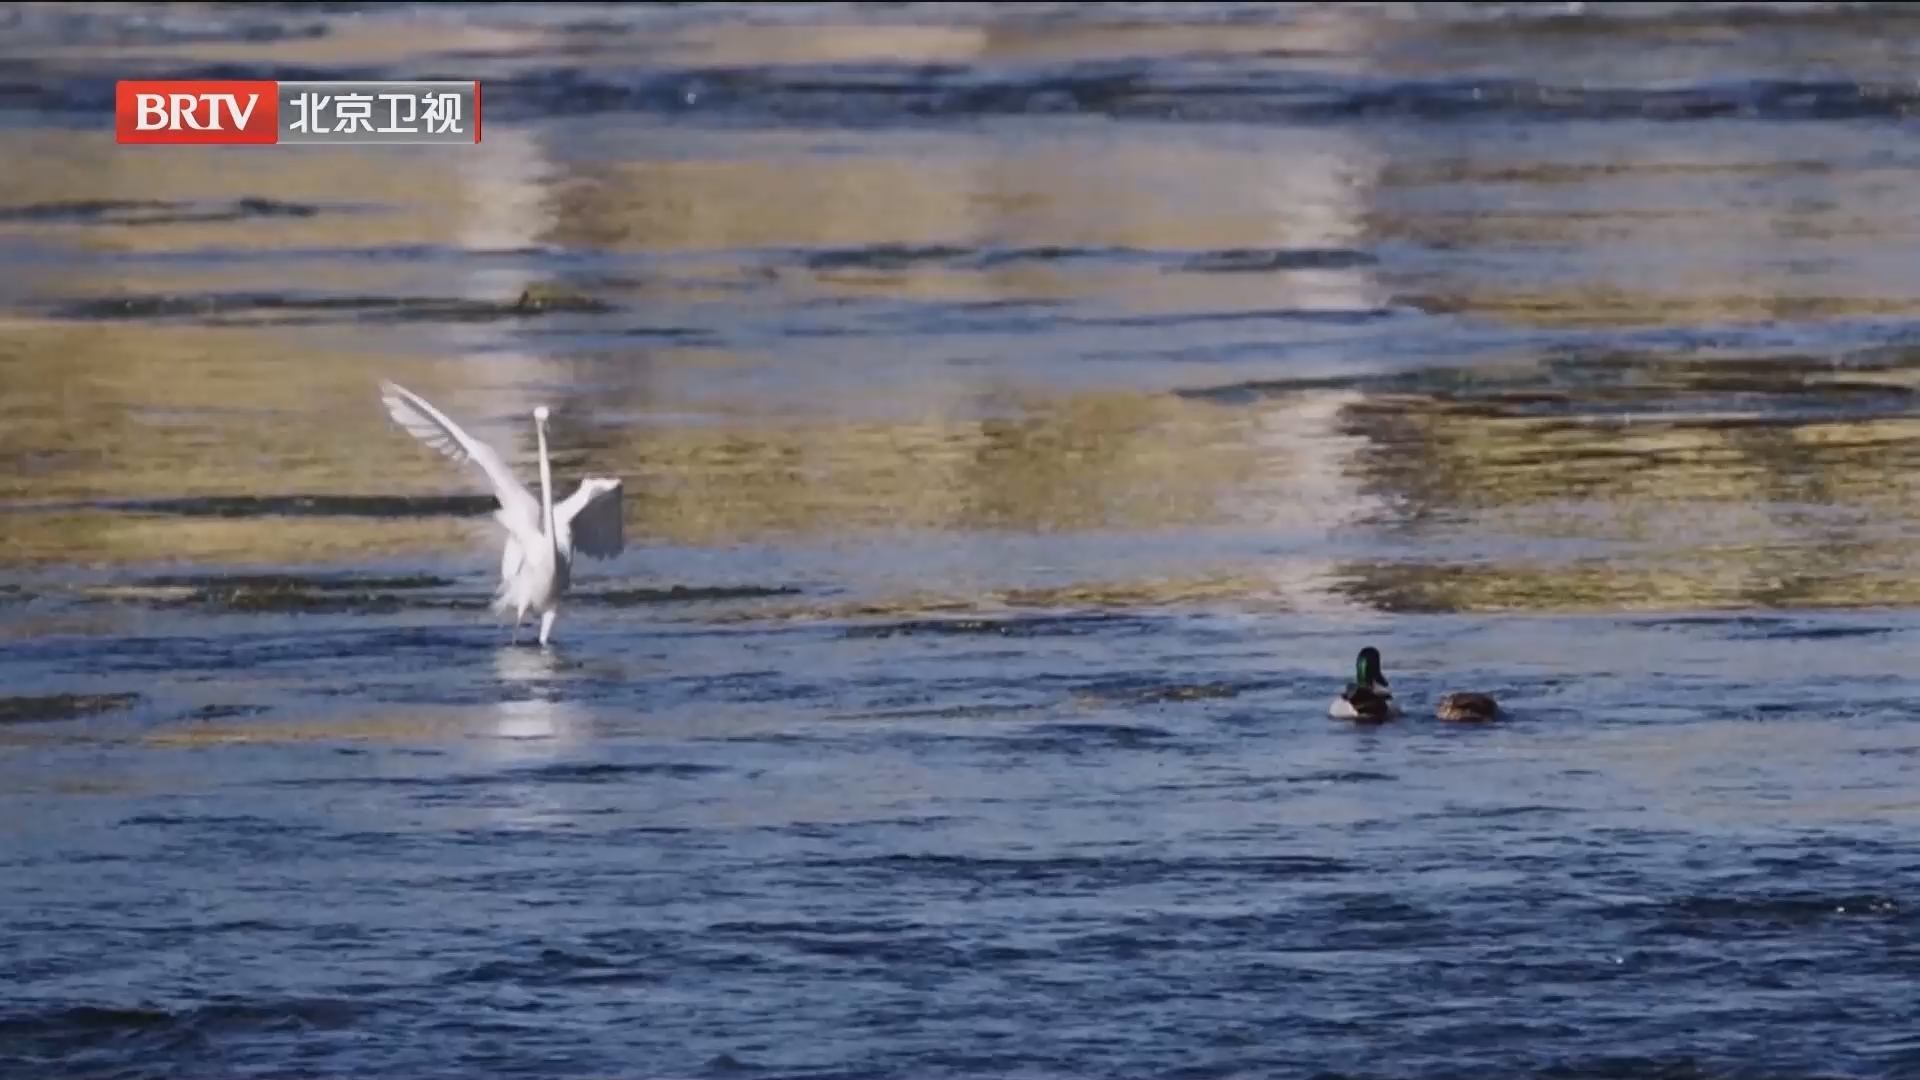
left=116, top=80, right=280, bottom=144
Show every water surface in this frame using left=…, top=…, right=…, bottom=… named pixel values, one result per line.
left=7, top=3, right=1920, bottom=1077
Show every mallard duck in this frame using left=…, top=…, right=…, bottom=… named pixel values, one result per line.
left=1435, top=691, right=1501, bottom=723
left=1329, top=646, right=1400, bottom=722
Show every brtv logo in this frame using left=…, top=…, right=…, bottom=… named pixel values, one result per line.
left=114, top=80, right=481, bottom=145
left=117, top=81, right=278, bottom=144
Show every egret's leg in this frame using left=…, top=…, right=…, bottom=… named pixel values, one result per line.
left=538, top=610, right=557, bottom=648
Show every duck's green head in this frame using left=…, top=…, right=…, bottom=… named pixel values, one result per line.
left=1356, top=646, right=1388, bottom=689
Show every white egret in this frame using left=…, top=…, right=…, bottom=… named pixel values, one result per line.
left=378, top=380, right=625, bottom=647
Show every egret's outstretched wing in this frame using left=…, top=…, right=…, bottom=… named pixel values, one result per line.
left=378, top=381, right=541, bottom=539
left=555, top=478, right=624, bottom=560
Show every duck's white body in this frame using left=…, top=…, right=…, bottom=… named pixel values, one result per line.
left=1328, top=693, right=1401, bottom=721
left=379, top=381, right=625, bottom=647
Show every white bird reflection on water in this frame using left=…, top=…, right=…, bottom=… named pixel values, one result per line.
left=483, top=645, right=587, bottom=747
left=460, top=646, right=596, bottom=832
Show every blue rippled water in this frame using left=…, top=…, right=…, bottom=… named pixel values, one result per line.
left=8, top=3, right=1920, bottom=1077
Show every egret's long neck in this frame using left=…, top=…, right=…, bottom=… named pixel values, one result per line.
left=536, top=418, right=557, bottom=552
